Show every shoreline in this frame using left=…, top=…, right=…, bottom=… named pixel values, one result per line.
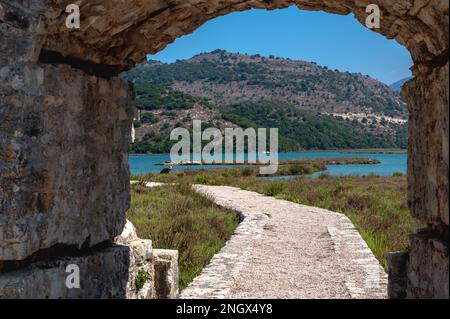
left=129, top=149, right=406, bottom=157
left=154, top=157, right=381, bottom=167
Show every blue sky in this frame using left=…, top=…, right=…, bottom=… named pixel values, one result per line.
left=149, top=7, right=413, bottom=85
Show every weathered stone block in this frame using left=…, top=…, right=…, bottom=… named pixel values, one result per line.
left=116, top=220, right=156, bottom=299
left=0, top=61, right=45, bottom=95
left=0, top=22, right=43, bottom=62
left=153, top=249, right=179, bottom=299
left=0, top=0, right=50, bottom=64
left=0, top=240, right=159, bottom=299
left=388, top=251, right=408, bottom=299
left=0, top=63, right=134, bottom=261
left=0, top=221, right=178, bottom=299
left=404, top=62, right=449, bottom=227
left=125, top=239, right=155, bottom=299
left=406, top=231, right=449, bottom=299
left=0, top=244, right=131, bottom=299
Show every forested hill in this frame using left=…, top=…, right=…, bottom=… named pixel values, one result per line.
left=122, top=51, right=408, bottom=154
left=125, top=50, right=407, bottom=118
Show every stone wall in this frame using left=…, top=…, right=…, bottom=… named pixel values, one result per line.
left=1, top=3, right=178, bottom=299
left=1, top=0, right=448, bottom=299
left=387, top=61, right=449, bottom=299
left=40, top=0, right=448, bottom=76
left=1, top=220, right=179, bottom=299
left=406, top=63, right=449, bottom=228
left=1, top=62, right=133, bottom=261
left=1, top=0, right=133, bottom=262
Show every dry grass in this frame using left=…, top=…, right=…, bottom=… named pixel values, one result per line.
left=137, top=169, right=421, bottom=270
left=240, top=175, right=419, bottom=270
left=127, top=182, right=239, bottom=289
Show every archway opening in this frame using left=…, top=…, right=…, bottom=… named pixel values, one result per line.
left=124, top=7, right=419, bottom=297
left=1, top=0, right=447, bottom=299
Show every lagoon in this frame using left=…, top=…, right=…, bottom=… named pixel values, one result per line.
left=129, top=151, right=407, bottom=177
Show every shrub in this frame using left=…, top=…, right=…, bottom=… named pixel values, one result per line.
left=135, top=269, right=149, bottom=291
left=263, top=182, right=285, bottom=197
left=128, top=184, right=239, bottom=289
left=141, top=112, right=158, bottom=124
left=195, top=175, right=210, bottom=185
left=133, top=120, right=142, bottom=128
left=288, top=164, right=312, bottom=175
left=346, top=193, right=374, bottom=210
left=176, top=171, right=186, bottom=178
left=241, top=167, right=254, bottom=177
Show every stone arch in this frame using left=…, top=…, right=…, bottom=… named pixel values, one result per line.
left=0, top=0, right=448, bottom=298
left=41, top=0, right=446, bottom=75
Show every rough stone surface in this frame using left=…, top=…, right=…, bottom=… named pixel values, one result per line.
left=0, top=244, right=132, bottom=299
left=0, top=220, right=179, bottom=299
left=1, top=0, right=449, bottom=299
left=0, top=240, right=158, bottom=299
left=389, top=61, right=449, bottom=300
left=115, top=220, right=156, bottom=299
left=406, top=231, right=449, bottom=299
left=0, top=1, right=47, bottom=63
left=180, top=185, right=387, bottom=299
left=0, top=62, right=134, bottom=261
left=387, top=252, right=408, bottom=299
left=153, top=249, right=179, bottom=299
left=41, top=0, right=448, bottom=77
left=404, top=63, right=449, bottom=227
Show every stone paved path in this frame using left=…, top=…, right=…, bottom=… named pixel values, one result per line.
left=179, top=185, right=388, bottom=299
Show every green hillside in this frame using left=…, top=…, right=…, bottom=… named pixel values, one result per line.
left=124, top=51, right=408, bottom=154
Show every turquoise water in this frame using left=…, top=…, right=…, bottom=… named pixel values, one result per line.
left=129, top=152, right=407, bottom=177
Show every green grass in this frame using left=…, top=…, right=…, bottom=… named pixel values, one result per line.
left=246, top=175, right=420, bottom=270
left=135, top=163, right=326, bottom=186
left=263, top=182, right=285, bottom=197
left=340, top=149, right=407, bottom=154
left=137, top=168, right=421, bottom=271
left=127, top=182, right=239, bottom=289
left=135, top=269, right=150, bottom=291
